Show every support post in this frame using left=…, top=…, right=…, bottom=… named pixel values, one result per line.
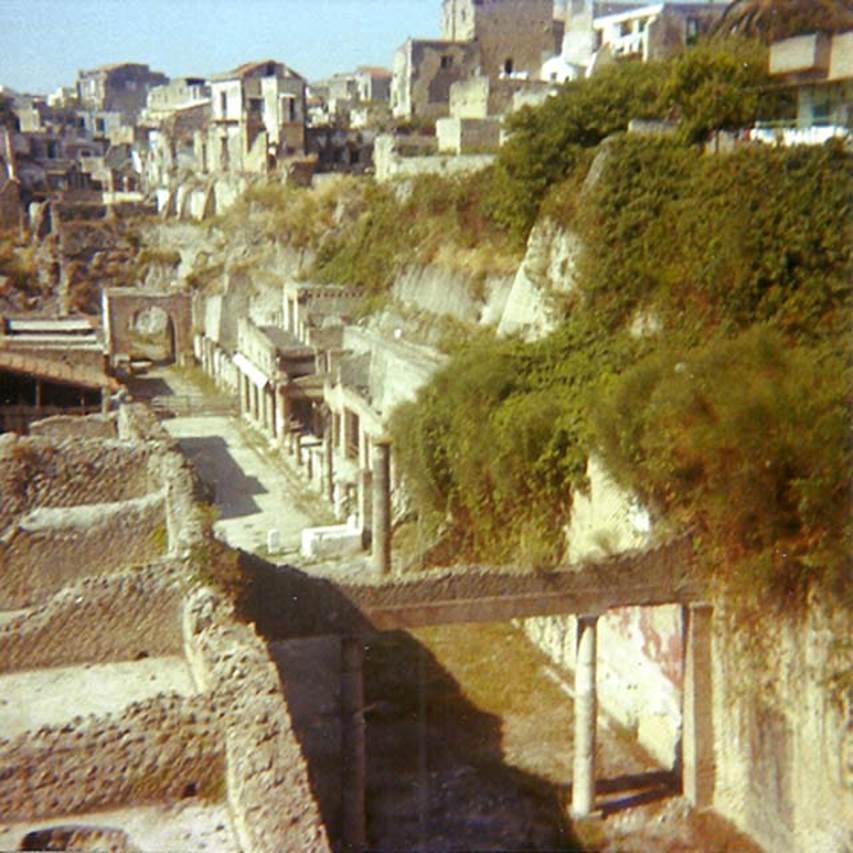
left=295, top=433, right=303, bottom=467
left=571, top=614, right=598, bottom=818
left=341, top=636, right=366, bottom=851
left=34, top=379, right=43, bottom=410
left=682, top=603, right=714, bottom=809
left=371, top=439, right=391, bottom=575
left=100, top=386, right=110, bottom=415
left=325, top=435, right=335, bottom=504
left=358, top=468, right=373, bottom=549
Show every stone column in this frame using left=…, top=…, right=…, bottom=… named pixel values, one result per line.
left=34, top=379, right=43, bottom=410
left=341, top=636, right=366, bottom=851
left=100, top=386, right=110, bottom=415
left=324, top=435, right=335, bottom=504
left=295, top=433, right=304, bottom=467
left=682, top=603, right=714, bottom=809
left=372, top=439, right=391, bottom=575
left=571, top=614, right=598, bottom=818
left=358, top=468, right=373, bottom=549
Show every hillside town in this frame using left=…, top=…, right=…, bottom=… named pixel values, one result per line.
left=0, top=0, right=851, bottom=851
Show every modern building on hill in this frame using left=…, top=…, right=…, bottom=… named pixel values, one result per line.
left=543, top=1, right=724, bottom=83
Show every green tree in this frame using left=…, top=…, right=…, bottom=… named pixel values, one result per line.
left=659, top=38, right=789, bottom=143
left=487, top=58, right=668, bottom=244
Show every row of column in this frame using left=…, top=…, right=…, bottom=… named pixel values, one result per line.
left=338, top=603, right=714, bottom=848
left=237, top=372, right=277, bottom=437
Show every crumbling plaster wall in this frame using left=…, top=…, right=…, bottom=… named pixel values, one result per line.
left=520, top=456, right=853, bottom=851
left=518, top=455, right=682, bottom=768
left=710, top=600, right=852, bottom=852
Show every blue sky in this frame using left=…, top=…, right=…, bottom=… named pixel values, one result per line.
left=0, top=0, right=441, bottom=94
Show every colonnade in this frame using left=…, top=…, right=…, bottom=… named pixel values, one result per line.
left=337, top=521, right=714, bottom=847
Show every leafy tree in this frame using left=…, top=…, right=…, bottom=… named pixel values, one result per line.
left=659, top=38, right=790, bottom=143
left=486, top=59, right=668, bottom=244
left=712, top=0, right=853, bottom=42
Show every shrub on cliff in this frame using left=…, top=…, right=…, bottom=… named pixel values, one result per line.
left=592, top=328, right=851, bottom=606
left=391, top=137, right=850, bottom=601
left=312, top=171, right=516, bottom=294
left=389, top=315, right=638, bottom=566
left=485, top=59, right=668, bottom=244
left=659, top=38, right=792, bottom=143
left=575, top=136, right=851, bottom=341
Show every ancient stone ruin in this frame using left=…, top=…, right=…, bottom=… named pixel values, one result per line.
left=0, top=407, right=329, bottom=852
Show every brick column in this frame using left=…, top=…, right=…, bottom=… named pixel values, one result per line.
left=682, top=603, right=714, bottom=809
left=571, top=614, right=598, bottom=818
left=341, top=636, right=366, bottom=850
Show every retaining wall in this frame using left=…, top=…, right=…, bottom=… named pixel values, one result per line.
left=28, top=413, right=118, bottom=440
left=0, top=492, right=168, bottom=608
left=0, top=434, right=160, bottom=530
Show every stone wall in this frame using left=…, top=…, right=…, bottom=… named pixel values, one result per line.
left=0, top=564, right=184, bottom=673
left=0, top=491, right=168, bottom=608
left=436, top=117, right=502, bottom=154
left=28, top=413, right=118, bottom=440
left=374, top=134, right=496, bottom=182
left=182, top=588, right=330, bottom=851
left=0, top=433, right=160, bottom=530
left=0, top=693, right=225, bottom=821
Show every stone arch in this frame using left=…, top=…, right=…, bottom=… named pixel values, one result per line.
left=102, top=288, right=191, bottom=367
left=128, top=304, right=176, bottom=361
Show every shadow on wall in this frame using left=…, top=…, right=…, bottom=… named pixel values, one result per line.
left=174, top=436, right=265, bottom=520
left=241, top=553, right=580, bottom=850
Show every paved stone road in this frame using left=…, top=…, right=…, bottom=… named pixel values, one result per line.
left=140, top=368, right=331, bottom=555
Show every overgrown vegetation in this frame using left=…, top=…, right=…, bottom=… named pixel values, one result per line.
left=391, top=138, right=851, bottom=607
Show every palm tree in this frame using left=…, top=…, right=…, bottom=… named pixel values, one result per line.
left=712, top=0, right=853, bottom=42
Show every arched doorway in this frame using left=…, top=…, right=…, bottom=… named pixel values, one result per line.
left=128, top=305, right=176, bottom=363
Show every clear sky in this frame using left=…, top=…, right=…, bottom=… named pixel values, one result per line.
left=0, top=0, right=441, bottom=94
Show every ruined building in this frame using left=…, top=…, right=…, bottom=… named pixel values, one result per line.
left=392, top=0, right=563, bottom=118
left=206, top=60, right=307, bottom=175
left=76, top=63, right=169, bottom=124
